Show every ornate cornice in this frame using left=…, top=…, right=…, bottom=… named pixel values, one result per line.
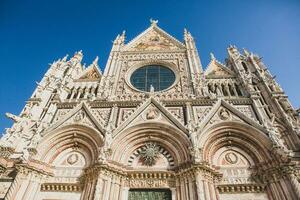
left=57, top=102, right=78, bottom=109
left=217, top=184, right=266, bottom=193
left=15, top=163, right=53, bottom=177
left=89, top=100, right=141, bottom=108
left=252, top=161, right=297, bottom=183
left=0, top=146, right=14, bottom=158
left=41, top=183, right=82, bottom=192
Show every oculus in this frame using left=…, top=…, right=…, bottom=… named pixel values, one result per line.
left=130, top=65, right=175, bottom=92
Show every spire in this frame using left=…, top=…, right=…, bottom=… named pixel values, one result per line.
left=243, top=48, right=250, bottom=56
left=62, top=54, right=69, bottom=62
left=183, top=28, right=193, bottom=42
left=92, top=56, right=99, bottom=66
left=71, top=50, right=83, bottom=63
left=119, top=30, right=126, bottom=44
left=113, top=31, right=126, bottom=45
left=227, top=45, right=240, bottom=59
left=210, top=52, right=216, bottom=60
left=183, top=28, right=203, bottom=73
left=184, top=28, right=188, bottom=37
left=113, top=34, right=120, bottom=44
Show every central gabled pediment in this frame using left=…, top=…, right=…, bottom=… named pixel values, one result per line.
left=113, top=98, right=188, bottom=136
left=123, top=24, right=186, bottom=52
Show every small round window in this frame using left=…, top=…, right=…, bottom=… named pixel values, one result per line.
left=130, top=65, right=175, bottom=92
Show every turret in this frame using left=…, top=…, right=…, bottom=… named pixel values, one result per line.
left=184, top=28, right=203, bottom=74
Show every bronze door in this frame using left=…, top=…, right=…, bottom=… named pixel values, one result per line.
left=128, top=189, right=172, bottom=200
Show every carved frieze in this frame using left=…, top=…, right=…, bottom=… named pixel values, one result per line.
left=62, top=110, right=96, bottom=129
left=126, top=178, right=175, bottom=188
left=91, top=108, right=112, bottom=126
left=54, top=109, right=71, bottom=122
left=217, top=184, right=265, bottom=193
left=126, top=172, right=175, bottom=188
left=0, top=182, right=12, bottom=199
left=41, top=183, right=82, bottom=192
left=166, top=106, right=184, bottom=124
left=117, top=107, right=136, bottom=125
left=193, top=106, right=212, bottom=122
left=235, top=105, right=257, bottom=121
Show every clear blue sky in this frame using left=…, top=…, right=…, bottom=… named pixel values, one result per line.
left=0, top=0, right=299, bottom=133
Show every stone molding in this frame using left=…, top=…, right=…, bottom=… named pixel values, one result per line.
left=40, top=183, right=82, bottom=192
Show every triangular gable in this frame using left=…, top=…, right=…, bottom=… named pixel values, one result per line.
left=123, top=24, right=185, bottom=51
left=76, top=65, right=102, bottom=81
left=204, top=58, right=235, bottom=78
left=113, top=98, right=188, bottom=136
left=46, top=102, right=106, bottom=134
left=197, top=99, right=265, bottom=132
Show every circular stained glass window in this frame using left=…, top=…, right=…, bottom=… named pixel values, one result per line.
left=130, top=65, right=175, bottom=92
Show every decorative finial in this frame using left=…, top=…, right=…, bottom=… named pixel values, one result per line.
left=121, top=30, right=126, bottom=36
left=71, top=50, right=83, bottom=62
left=243, top=48, right=250, bottom=56
left=210, top=52, right=215, bottom=60
left=62, top=54, right=69, bottom=62
left=93, top=56, right=99, bottom=66
left=150, top=18, right=158, bottom=26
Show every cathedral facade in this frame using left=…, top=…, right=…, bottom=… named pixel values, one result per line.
left=0, top=20, right=300, bottom=200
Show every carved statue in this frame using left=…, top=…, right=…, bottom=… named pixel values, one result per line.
left=104, top=121, right=114, bottom=149
left=98, top=146, right=107, bottom=163
left=1, top=113, right=35, bottom=146
left=216, top=85, right=223, bottom=96
left=264, top=116, right=286, bottom=150
left=150, top=18, right=158, bottom=26
left=146, top=108, right=158, bottom=120
left=243, top=72, right=255, bottom=92
left=5, top=113, right=22, bottom=123
left=187, top=120, right=199, bottom=148
left=202, top=84, right=210, bottom=97
left=278, top=98, right=292, bottom=113
left=190, top=147, right=202, bottom=163
left=149, top=84, right=155, bottom=93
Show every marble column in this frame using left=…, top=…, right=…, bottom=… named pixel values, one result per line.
left=195, top=173, right=205, bottom=200
left=289, top=174, right=300, bottom=199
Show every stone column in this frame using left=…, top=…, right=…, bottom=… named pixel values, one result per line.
left=103, top=178, right=112, bottom=200
left=188, top=176, right=195, bottom=200
left=185, top=102, right=194, bottom=122
left=171, top=188, right=177, bottom=200
left=195, top=172, right=205, bottom=200
left=93, top=176, right=104, bottom=200
left=14, top=172, right=32, bottom=200
left=120, top=187, right=129, bottom=200
left=267, top=181, right=282, bottom=200
left=203, top=180, right=211, bottom=200
left=279, top=178, right=295, bottom=200
left=5, top=173, right=21, bottom=200
left=288, top=173, right=300, bottom=199
left=21, top=174, right=42, bottom=200
left=209, top=182, right=218, bottom=200
left=175, top=177, right=181, bottom=200
left=184, top=177, right=190, bottom=199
